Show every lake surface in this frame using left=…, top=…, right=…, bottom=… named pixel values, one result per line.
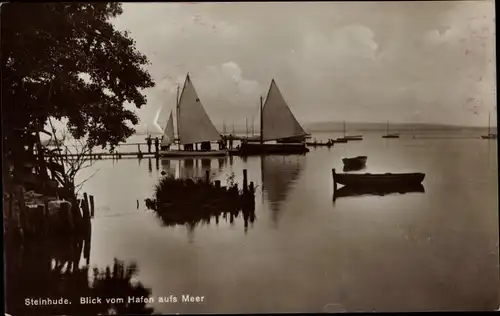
left=7, top=131, right=500, bottom=314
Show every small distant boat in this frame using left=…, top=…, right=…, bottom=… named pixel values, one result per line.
left=239, top=79, right=309, bottom=156
left=333, top=138, right=348, bottom=143
left=382, top=121, right=400, bottom=139
left=481, top=111, right=497, bottom=139
left=158, top=74, right=227, bottom=157
left=336, top=121, right=363, bottom=141
left=342, top=156, right=367, bottom=170
left=332, top=168, right=425, bottom=187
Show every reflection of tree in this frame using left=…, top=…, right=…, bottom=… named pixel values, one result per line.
left=4, top=234, right=154, bottom=316
left=146, top=175, right=256, bottom=232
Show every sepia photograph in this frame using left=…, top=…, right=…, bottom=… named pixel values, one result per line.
left=2, top=1, right=498, bottom=315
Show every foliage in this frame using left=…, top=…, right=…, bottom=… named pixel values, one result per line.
left=45, top=117, right=99, bottom=196
left=1, top=2, right=155, bottom=171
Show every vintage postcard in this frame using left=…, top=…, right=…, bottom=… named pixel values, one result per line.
left=2, top=1, right=498, bottom=315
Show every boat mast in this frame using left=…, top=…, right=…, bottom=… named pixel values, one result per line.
left=176, top=84, right=181, bottom=150
left=488, top=111, right=491, bottom=135
left=245, top=118, right=248, bottom=137
left=343, top=121, right=346, bottom=138
left=260, top=96, right=264, bottom=145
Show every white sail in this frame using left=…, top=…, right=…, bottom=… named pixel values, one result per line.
left=161, top=111, right=175, bottom=146
left=178, top=75, right=221, bottom=145
left=261, top=79, right=307, bottom=142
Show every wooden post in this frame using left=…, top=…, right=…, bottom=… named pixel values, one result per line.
left=82, top=192, right=90, bottom=225
left=205, top=170, right=210, bottom=184
left=89, top=195, right=95, bottom=218
left=16, top=188, right=27, bottom=237
left=243, top=169, right=248, bottom=192
left=249, top=181, right=254, bottom=194
left=215, top=180, right=221, bottom=189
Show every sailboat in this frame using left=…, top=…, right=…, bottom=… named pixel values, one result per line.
left=158, top=74, right=227, bottom=157
left=336, top=121, right=363, bottom=142
left=382, top=121, right=400, bottom=138
left=481, top=111, right=497, bottom=139
left=239, top=79, right=309, bottom=155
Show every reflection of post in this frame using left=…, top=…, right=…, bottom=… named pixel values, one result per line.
left=148, top=158, right=152, bottom=173
left=243, top=169, right=248, bottom=192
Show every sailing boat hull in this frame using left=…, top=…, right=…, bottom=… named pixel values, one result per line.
left=338, top=135, right=363, bottom=141
left=481, top=134, right=497, bottom=139
left=159, top=150, right=228, bottom=158
left=382, top=134, right=400, bottom=139
left=238, top=142, right=309, bottom=156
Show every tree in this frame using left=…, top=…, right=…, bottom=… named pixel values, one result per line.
left=1, top=3, right=155, bottom=184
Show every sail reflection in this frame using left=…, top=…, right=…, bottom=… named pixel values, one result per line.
left=261, top=155, right=305, bottom=224
left=4, top=233, right=154, bottom=316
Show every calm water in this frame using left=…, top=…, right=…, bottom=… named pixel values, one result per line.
left=8, top=131, right=500, bottom=314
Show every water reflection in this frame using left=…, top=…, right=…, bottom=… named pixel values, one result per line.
left=160, top=157, right=228, bottom=179
left=261, top=155, right=305, bottom=224
left=333, top=183, right=425, bottom=201
left=4, top=233, right=154, bottom=315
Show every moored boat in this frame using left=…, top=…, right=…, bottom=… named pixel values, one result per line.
left=239, top=79, right=309, bottom=156
left=481, top=111, right=497, bottom=139
left=382, top=121, right=400, bottom=138
left=158, top=74, right=228, bottom=158
left=382, top=134, right=400, bottom=139
left=336, top=121, right=363, bottom=142
left=332, top=168, right=425, bottom=187
left=342, top=156, right=367, bottom=169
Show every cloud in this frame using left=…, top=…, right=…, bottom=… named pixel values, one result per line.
left=113, top=1, right=496, bottom=129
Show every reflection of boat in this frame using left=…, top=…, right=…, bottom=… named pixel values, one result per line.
left=158, top=74, right=227, bottom=157
left=342, top=156, right=367, bottom=170
left=239, top=80, right=309, bottom=155
left=261, top=155, right=305, bottom=224
left=481, top=111, right=497, bottom=139
left=332, top=168, right=425, bottom=187
left=333, top=183, right=424, bottom=200
left=382, top=121, right=400, bottom=138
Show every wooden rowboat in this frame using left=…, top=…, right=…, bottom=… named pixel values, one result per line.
left=332, top=168, right=425, bottom=187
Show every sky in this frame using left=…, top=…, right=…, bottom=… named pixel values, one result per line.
left=111, top=1, right=496, bottom=133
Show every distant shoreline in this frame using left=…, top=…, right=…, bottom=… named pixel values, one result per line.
left=137, top=122, right=496, bottom=136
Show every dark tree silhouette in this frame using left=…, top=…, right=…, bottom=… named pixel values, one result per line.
left=1, top=3, right=155, bottom=184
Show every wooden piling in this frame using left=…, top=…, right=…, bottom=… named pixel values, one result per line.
left=89, top=195, right=95, bottom=218
left=82, top=193, right=90, bottom=223
left=205, top=170, right=210, bottom=183
left=215, top=180, right=221, bottom=189
left=243, top=169, right=248, bottom=192
left=15, top=188, right=26, bottom=237
left=249, top=181, right=254, bottom=194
